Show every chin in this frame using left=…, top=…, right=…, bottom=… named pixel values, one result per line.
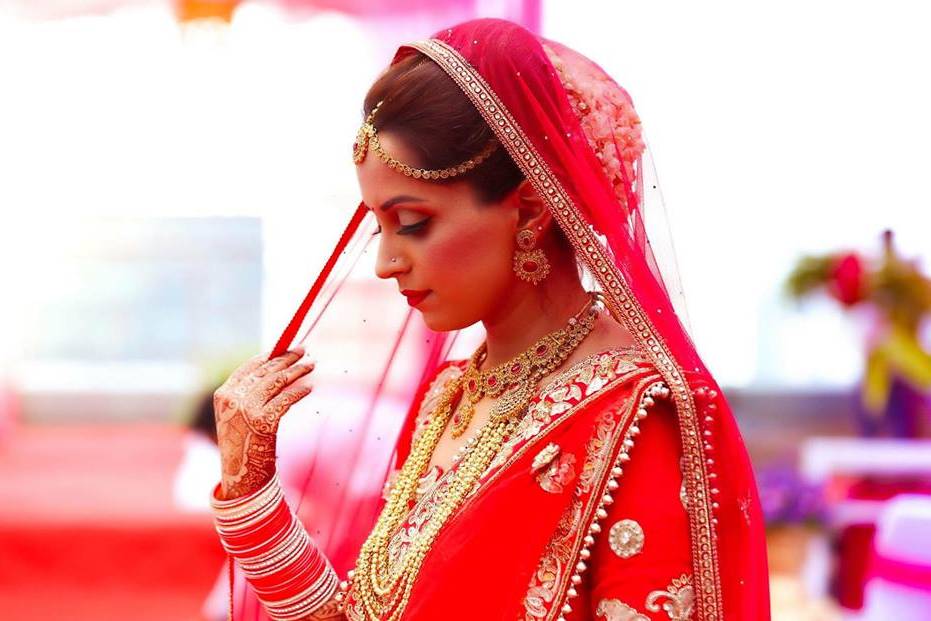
left=418, top=307, right=479, bottom=333
left=420, top=313, right=461, bottom=333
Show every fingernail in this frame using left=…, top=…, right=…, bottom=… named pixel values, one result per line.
left=292, top=344, right=305, bottom=354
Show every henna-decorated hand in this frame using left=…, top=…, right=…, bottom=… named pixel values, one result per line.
left=213, top=345, right=315, bottom=499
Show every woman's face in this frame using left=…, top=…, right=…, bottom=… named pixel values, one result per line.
left=356, top=132, right=519, bottom=331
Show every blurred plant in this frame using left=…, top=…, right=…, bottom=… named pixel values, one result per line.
left=758, top=461, right=827, bottom=527
left=786, top=230, right=931, bottom=419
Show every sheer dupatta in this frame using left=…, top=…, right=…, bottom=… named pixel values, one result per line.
left=243, top=17, right=768, bottom=621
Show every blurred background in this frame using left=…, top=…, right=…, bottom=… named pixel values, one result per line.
left=1, top=1, right=930, bottom=619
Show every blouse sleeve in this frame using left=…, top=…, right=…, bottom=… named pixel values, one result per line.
left=582, top=397, right=696, bottom=621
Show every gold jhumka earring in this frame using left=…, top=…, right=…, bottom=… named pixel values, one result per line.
left=513, top=229, right=551, bottom=285
left=352, top=100, right=499, bottom=179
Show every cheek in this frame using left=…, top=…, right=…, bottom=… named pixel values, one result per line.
left=413, top=217, right=514, bottom=329
left=423, top=224, right=511, bottom=282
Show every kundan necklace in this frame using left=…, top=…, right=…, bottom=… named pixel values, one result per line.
left=452, top=293, right=602, bottom=438
left=346, top=292, right=602, bottom=621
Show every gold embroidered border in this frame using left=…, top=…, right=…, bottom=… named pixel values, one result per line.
left=523, top=375, right=654, bottom=621
left=406, top=38, right=722, bottom=620
left=545, top=377, right=661, bottom=621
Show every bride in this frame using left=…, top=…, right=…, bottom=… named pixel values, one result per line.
left=209, top=18, right=770, bottom=621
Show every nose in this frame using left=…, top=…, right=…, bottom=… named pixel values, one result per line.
left=374, top=239, right=408, bottom=280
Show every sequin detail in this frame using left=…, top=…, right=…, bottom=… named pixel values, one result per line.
left=532, top=442, right=562, bottom=473
left=596, top=599, right=649, bottom=621
left=608, top=518, right=644, bottom=559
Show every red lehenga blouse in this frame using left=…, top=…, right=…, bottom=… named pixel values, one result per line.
left=341, top=343, right=702, bottom=621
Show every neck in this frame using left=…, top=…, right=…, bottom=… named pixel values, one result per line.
left=481, top=258, right=590, bottom=369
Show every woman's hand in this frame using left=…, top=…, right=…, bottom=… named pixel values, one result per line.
left=213, top=345, right=315, bottom=499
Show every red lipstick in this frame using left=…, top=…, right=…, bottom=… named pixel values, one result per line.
left=401, top=289, right=431, bottom=307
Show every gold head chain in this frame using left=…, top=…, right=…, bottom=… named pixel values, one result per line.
left=352, top=99, right=499, bottom=180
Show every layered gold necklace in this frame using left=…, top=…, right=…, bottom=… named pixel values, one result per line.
left=348, top=293, right=601, bottom=621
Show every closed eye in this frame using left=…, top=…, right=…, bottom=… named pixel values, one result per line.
left=370, top=216, right=431, bottom=237
left=397, top=217, right=431, bottom=236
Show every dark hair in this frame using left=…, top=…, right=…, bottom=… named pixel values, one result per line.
left=363, top=52, right=524, bottom=204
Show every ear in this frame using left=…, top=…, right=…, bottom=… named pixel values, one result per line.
left=510, top=179, right=552, bottom=236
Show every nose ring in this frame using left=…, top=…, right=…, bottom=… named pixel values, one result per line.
left=390, top=257, right=398, bottom=263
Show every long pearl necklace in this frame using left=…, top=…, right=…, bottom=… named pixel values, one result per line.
left=347, top=293, right=602, bottom=621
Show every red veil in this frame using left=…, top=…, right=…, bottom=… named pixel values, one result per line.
left=229, top=18, right=769, bottom=621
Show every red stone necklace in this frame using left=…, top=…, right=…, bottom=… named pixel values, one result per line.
left=450, top=293, right=600, bottom=438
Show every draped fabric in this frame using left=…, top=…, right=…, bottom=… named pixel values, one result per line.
left=342, top=345, right=699, bottom=620
left=232, top=17, right=769, bottom=621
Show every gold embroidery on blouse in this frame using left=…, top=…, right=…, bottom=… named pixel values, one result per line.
left=646, top=573, right=695, bottom=621
left=380, top=349, right=649, bottom=619
left=595, top=598, right=649, bottom=621
left=535, top=452, right=577, bottom=494
left=532, top=442, right=562, bottom=473
left=488, top=347, right=645, bottom=476
left=381, top=366, right=463, bottom=501
left=416, top=465, right=443, bottom=501
left=384, top=468, right=453, bottom=581
left=520, top=362, right=653, bottom=619
left=579, top=407, right=617, bottom=493
left=344, top=597, right=365, bottom=621
left=608, top=518, right=644, bottom=559
left=522, top=499, right=583, bottom=619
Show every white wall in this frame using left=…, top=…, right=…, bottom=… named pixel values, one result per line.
left=543, top=0, right=931, bottom=388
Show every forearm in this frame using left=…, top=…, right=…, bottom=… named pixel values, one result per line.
left=210, top=471, right=347, bottom=620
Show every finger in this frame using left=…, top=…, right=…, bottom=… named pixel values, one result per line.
left=259, top=362, right=315, bottom=405
left=226, top=353, right=268, bottom=386
left=257, top=345, right=307, bottom=377
left=263, top=382, right=313, bottom=419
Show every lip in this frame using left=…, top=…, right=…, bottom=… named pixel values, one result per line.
left=401, top=289, right=431, bottom=307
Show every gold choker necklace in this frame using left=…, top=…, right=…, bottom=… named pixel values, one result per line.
left=452, top=294, right=602, bottom=438
left=346, top=293, right=602, bottom=621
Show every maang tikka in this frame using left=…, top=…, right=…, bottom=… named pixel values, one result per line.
left=353, top=100, right=498, bottom=180
left=513, top=229, right=551, bottom=285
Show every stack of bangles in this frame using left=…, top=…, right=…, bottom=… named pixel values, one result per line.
left=210, top=472, right=340, bottom=620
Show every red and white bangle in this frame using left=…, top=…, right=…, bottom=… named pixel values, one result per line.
left=210, top=473, right=339, bottom=620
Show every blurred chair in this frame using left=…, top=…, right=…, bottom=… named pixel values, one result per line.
left=800, top=438, right=931, bottom=614
left=860, top=494, right=931, bottom=620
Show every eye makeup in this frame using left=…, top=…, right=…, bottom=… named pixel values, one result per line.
left=371, top=217, right=432, bottom=236
left=397, top=217, right=431, bottom=235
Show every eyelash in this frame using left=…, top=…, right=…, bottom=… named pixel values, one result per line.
left=372, top=217, right=431, bottom=237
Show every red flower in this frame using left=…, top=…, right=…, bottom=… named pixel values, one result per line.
left=830, top=253, right=866, bottom=306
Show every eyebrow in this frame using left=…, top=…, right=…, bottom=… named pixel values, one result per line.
left=377, top=195, right=426, bottom=211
